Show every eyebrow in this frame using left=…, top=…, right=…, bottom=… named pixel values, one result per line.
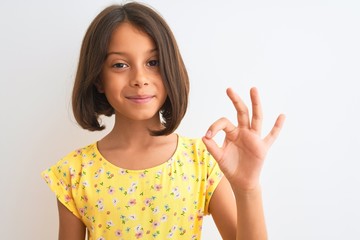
left=107, top=48, right=158, bottom=57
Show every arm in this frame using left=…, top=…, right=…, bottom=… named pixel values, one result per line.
left=209, top=177, right=237, bottom=240
left=57, top=199, right=86, bottom=240
left=210, top=177, right=266, bottom=240
left=203, top=87, right=285, bottom=240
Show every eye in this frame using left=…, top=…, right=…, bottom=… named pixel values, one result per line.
left=147, top=59, right=160, bottom=67
left=112, top=62, right=129, bottom=69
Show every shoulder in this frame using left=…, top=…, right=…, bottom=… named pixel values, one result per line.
left=177, top=135, right=214, bottom=164
left=177, top=135, right=207, bottom=151
left=59, top=143, right=97, bottom=168
left=42, top=143, right=98, bottom=181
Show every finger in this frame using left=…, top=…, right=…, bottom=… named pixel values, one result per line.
left=250, top=87, right=263, bottom=134
left=226, top=88, right=250, bottom=129
left=202, top=137, right=224, bottom=162
left=264, top=114, right=286, bottom=147
left=204, top=117, right=237, bottom=139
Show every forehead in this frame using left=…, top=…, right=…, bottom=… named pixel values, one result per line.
left=107, top=22, right=156, bottom=53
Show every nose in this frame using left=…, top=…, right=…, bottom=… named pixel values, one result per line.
left=130, top=67, right=149, bottom=87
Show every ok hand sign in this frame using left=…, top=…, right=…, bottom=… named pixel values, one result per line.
left=202, top=87, right=285, bottom=191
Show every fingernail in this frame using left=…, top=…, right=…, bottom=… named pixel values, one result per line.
left=206, top=130, right=212, bottom=138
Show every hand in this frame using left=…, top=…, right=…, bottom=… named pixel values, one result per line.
left=202, top=87, right=285, bottom=191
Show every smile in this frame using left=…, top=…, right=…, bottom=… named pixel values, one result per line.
left=126, top=95, right=154, bottom=104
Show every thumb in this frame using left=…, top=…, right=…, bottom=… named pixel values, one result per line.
left=202, top=136, right=223, bottom=162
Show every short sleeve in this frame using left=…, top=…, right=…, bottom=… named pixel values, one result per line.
left=41, top=154, right=82, bottom=219
left=202, top=146, right=224, bottom=215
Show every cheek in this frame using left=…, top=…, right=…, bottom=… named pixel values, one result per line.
left=102, top=74, right=127, bottom=92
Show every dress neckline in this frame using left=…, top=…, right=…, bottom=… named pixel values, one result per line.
left=93, top=134, right=180, bottom=173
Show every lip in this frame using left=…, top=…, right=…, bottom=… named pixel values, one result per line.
left=126, top=95, right=154, bottom=104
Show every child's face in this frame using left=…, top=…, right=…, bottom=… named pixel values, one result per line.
left=100, top=22, right=167, bottom=123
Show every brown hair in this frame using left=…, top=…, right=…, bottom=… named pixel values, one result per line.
left=72, top=2, right=189, bottom=136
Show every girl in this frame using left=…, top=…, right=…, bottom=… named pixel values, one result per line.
left=42, top=2, right=285, bottom=240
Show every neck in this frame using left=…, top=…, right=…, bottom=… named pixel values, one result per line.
left=102, top=115, right=166, bottom=149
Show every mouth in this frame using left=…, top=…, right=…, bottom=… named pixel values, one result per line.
left=126, top=95, right=154, bottom=104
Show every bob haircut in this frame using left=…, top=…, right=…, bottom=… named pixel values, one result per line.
left=72, top=2, right=189, bottom=136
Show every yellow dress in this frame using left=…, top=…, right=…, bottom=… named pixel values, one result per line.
left=41, top=136, right=223, bottom=240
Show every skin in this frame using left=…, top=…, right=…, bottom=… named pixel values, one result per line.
left=57, top=22, right=285, bottom=240
left=204, top=87, right=285, bottom=239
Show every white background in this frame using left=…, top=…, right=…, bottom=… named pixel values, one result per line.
left=1, top=0, right=359, bottom=239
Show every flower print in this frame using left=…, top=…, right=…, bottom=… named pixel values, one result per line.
left=79, top=208, right=86, bottom=216
left=152, top=207, right=159, bottom=214
left=106, top=220, right=114, bottom=230
left=188, top=214, right=194, bottom=221
left=128, top=182, right=138, bottom=194
left=81, top=195, right=88, bottom=202
left=59, top=179, right=67, bottom=188
left=43, top=174, right=52, bottom=184
left=154, top=184, right=162, bottom=191
left=64, top=195, right=71, bottom=203
left=114, top=229, right=122, bottom=236
left=129, top=199, right=137, bottom=206
left=128, top=187, right=136, bottom=194
left=144, top=198, right=152, bottom=207
left=182, top=174, right=188, bottom=181
left=96, top=198, right=104, bottom=211
left=112, top=198, right=118, bottom=206
left=106, top=171, right=114, bottom=179
left=179, top=227, right=186, bottom=235
left=197, top=213, right=204, bottom=221
left=135, top=225, right=144, bottom=239
left=139, top=172, right=146, bottom=178
left=208, top=178, right=215, bottom=186
left=171, top=187, right=180, bottom=199
left=152, top=231, right=160, bottom=238
left=161, top=214, right=168, bottom=222
left=135, top=225, right=143, bottom=232
left=176, top=159, right=184, bottom=167
left=88, top=160, right=94, bottom=166
left=129, top=214, right=136, bottom=220
left=82, top=181, right=89, bottom=187
left=135, top=232, right=143, bottom=239
left=120, top=215, right=127, bottom=224
left=108, top=186, right=115, bottom=194
left=181, top=207, right=187, bottom=216
left=152, top=221, right=159, bottom=228
left=94, top=168, right=104, bottom=178
left=97, top=237, right=105, bottom=240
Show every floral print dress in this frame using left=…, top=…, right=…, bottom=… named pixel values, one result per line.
left=41, top=136, right=223, bottom=240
